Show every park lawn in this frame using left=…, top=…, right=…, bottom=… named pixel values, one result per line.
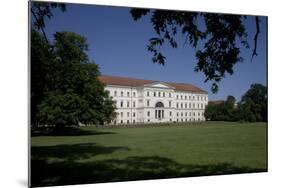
left=31, top=121, right=267, bottom=187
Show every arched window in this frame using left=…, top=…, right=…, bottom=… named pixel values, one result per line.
left=155, top=102, right=164, bottom=108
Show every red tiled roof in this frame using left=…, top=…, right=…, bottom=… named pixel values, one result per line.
left=208, top=100, right=225, bottom=105
left=99, top=75, right=208, bottom=94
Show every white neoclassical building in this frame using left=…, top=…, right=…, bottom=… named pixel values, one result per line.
left=99, top=75, right=208, bottom=125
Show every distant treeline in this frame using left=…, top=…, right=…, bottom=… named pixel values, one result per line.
left=205, top=84, right=267, bottom=122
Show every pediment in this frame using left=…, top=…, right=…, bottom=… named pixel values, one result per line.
left=144, top=82, right=175, bottom=89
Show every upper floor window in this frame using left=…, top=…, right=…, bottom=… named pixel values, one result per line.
left=121, top=91, right=123, bottom=97
left=169, top=93, right=171, bottom=97
left=176, top=103, right=179, bottom=108
left=181, top=103, right=183, bottom=108
left=158, top=92, right=161, bottom=97
left=147, top=111, right=150, bottom=117
left=189, top=103, right=191, bottom=108
left=170, top=111, right=172, bottom=116
left=193, top=96, right=195, bottom=100
left=163, top=92, right=165, bottom=97
left=147, top=100, right=150, bottom=107
left=185, top=96, right=187, bottom=100
left=154, top=92, right=156, bottom=97
left=133, top=112, right=136, bottom=117
left=147, top=91, right=149, bottom=97
left=114, top=91, right=117, bottom=97
left=176, top=95, right=178, bottom=99
left=127, top=92, right=130, bottom=97
left=133, top=92, right=136, bottom=97
left=127, top=112, right=130, bottom=117
left=185, top=103, right=187, bottom=108
left=127, top=101, right=130, bottom=108
left=169, top=101, right=172, bottom=107
left=133, top=101, right=136, bottom=108
left=181, top=95, right=183, bottom=99
left=120, top=112, right=123, bottom=117
left=120, top=101, right=123, bottom=108
left=189, top=96, right=191, bottom=100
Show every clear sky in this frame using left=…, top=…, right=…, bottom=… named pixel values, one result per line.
left=42, top=3, right=267, bottom=101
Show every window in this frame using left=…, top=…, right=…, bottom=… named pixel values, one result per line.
left=193, top=112, right=195, bottom=116
left=127, top=101, right=130, bottom=108
left=177, top=112, right=179, bottom=117
left=147, top=91, right=149, bottom=97
left=121, top=91, right=123, bottom=97
left=185, top=119, right=187, bottom=122
left=114, top=120, right=117, bottom=125
left=198, top=112, right=200, bottom=116
left=169, top=93, right=171, bottom=97
left=158, top=92, right=161, bottom=97
left=193, top=103, right=195, bottom=108
left=147, top=100, right=150, bottom=107
left=120, top=120, right=123, bottom=124
left=120, top=112, right=123, bottom=117
left=169, top=101, right=172, bottom=107
left=197, top=96, right=199, bottom=100
left=189, top=112, right=191, bottom=116
left=154, top=92, right=156, bottom=97
left=181, top=119, right=183, bottom=122
left=133, top=92, right=136, bottom=97
left=133, top=112, right=135, bottom=117
left=148, top=119, right=150, bottom=122
left=193, top=96, right=195, bottom=100
left=120, top=101, right=123, bottom=108
left=185, top=112, right=187, bottom=116
left=133, top=101, right=136, bottom=108
left=176, top=95, right=178, bottom=99
left=181, top=95, right=183, bottom=99
left=133, top=120, right=135, bottom=124
left=147, top=111, right=150, bottom=117
left=185, top=96, right=187, bottom=100
left=189, top=96, right=191, bottom=100
left=127, top=120, right=129, bottom=124
left=201, top=104, right=203, bottom=109
left=176, top=103, right=179, bottom=108
left=181, top=103, right=183, bottom=108
left=163, top=92, right=165, bottom=97
left=185, top=103, right=187, bottom=108
left=189, top=103, right=191, bottom=108
left=127, top=112, right=130, bottom=117
left=197, top=103, right=199, bottom=109
left=170, top=119, right=172, bottom=122
left=127, top=92, right=130, bottom=97
left=170, top=111, right=172, bottom=116
left=114, top=91, right=117, bottom=97
left=181, top=112, right=183, bottom=117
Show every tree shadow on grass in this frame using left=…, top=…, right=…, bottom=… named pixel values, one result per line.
left=31, top=126, right=116, bottom=137
left=31, top=143, right=267, bottom=187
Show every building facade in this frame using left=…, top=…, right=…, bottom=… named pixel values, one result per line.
left=99, top=75, right=208, bottom=124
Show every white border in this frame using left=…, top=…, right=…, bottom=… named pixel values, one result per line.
left=1, top=0, right=280, bottom=188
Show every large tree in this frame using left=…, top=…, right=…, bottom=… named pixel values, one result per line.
left=31, top=30, right=116, bottom=127
left=239, top=83, right=267, bottom=122
left=130, top=9, right=262, bottom=93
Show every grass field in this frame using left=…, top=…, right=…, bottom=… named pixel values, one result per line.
left=31, top=121, right=267, bottom=187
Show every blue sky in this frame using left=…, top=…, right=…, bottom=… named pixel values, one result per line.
left=43, top=3, right=267, bottom=101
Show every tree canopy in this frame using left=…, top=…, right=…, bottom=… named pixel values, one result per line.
left=205, top=84, right=267, bottom=122
left=130, top=9, right=261, bottom=93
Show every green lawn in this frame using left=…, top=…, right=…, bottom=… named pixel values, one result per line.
left=31, top=121, right=267, bottom=187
